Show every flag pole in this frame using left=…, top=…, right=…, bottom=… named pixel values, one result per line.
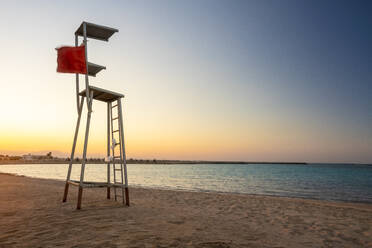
left=75, top=34, right=80, bottom=114
left=83, top=22, right=91, bottom=109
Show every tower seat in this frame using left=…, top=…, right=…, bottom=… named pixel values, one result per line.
left=88, top=62, right=106, bottom=77
left=79, top=86, right=124, bottom=102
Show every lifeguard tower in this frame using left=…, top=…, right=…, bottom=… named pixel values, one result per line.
left=61, top=22, right=129, bottom=209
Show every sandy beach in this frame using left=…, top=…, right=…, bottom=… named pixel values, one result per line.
left=0, top=173, right=371, bottom=247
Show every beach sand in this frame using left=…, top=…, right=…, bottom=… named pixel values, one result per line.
left=0, top=173, right=371, bottom=247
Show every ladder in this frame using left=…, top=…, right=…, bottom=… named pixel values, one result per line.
left=110, top=103, right=125, bottom=204
left=110, top=99, right=126, bottom=203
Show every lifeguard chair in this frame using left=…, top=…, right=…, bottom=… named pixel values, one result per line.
left=61, top=22, right=129, bottom=209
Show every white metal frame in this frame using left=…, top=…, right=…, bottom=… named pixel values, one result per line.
left=62, top=22, right=129, bottom=209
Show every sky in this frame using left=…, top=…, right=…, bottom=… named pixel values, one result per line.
left=0, top=0, right=371, bottom=163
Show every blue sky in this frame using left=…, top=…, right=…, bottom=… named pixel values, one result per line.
left=0, top=0, right=371, bottom=163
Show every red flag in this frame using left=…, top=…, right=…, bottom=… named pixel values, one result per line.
left=56, top=46, right=87, bottom=74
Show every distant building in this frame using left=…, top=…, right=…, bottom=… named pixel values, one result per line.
left=22, top=153, right=53, bottom=160
left=23, top=154, right=34, bottom=161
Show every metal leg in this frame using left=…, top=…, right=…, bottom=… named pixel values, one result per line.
left=107, top=102, right=111, bottom=199
left=77, top=186, right=83, bottom=210
left=125, top=188, right=130, bottom=206
left=118, top=98, right=129, bottom=206
left=63, top=96, right=85, bottom=202
left=77, top=91, right=94, bottom=210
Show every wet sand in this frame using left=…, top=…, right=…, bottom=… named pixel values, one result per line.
left=0, top=173, right=371, bottom=247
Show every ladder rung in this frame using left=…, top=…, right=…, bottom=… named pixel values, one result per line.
left=112, top=117, right=119, bottom=120
left=113, top=130, right=119, bottom=133
left=114, top=156, right=121, bottom=158
left=111, top=104, right=118, bottom=108
left=114, top=169, right=121, bottom=171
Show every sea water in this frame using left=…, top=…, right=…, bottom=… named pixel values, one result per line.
left=1, top=163, right=371, bottom=203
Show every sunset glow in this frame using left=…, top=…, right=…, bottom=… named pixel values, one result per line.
left=0, top=1, right=371, bottom=163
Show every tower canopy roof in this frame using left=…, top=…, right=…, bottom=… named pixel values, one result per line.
left=75, top=22, right=118, bottom=41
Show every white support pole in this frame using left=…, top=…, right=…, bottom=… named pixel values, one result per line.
left=77, top=90, right=94, bottom=209
left=117, top=98, right=129, bottom=206
left=116, top=99, right=125, bottom=204
left=66, top=96, right=85, bottom=181
left=107, top=102, right=111, bottom=199
left=63, top=96, right=85, bottom=202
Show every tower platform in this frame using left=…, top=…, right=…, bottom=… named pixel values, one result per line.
left=79, top=85, right=124, bottom=102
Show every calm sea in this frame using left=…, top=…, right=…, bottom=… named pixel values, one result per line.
left=1, top=163, right=371, bottom=203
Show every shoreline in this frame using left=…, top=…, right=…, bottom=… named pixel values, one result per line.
left=1, top=160, right=371, bottom=166
left=0, top=159, right=308, bottom=165
left=2, top=172, right=372, bottom=208
left=1, top=171, right=372, bottom=206
left=6, top=171, right=372, bottom=206
left=1, top=173, right=372, bottom=247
